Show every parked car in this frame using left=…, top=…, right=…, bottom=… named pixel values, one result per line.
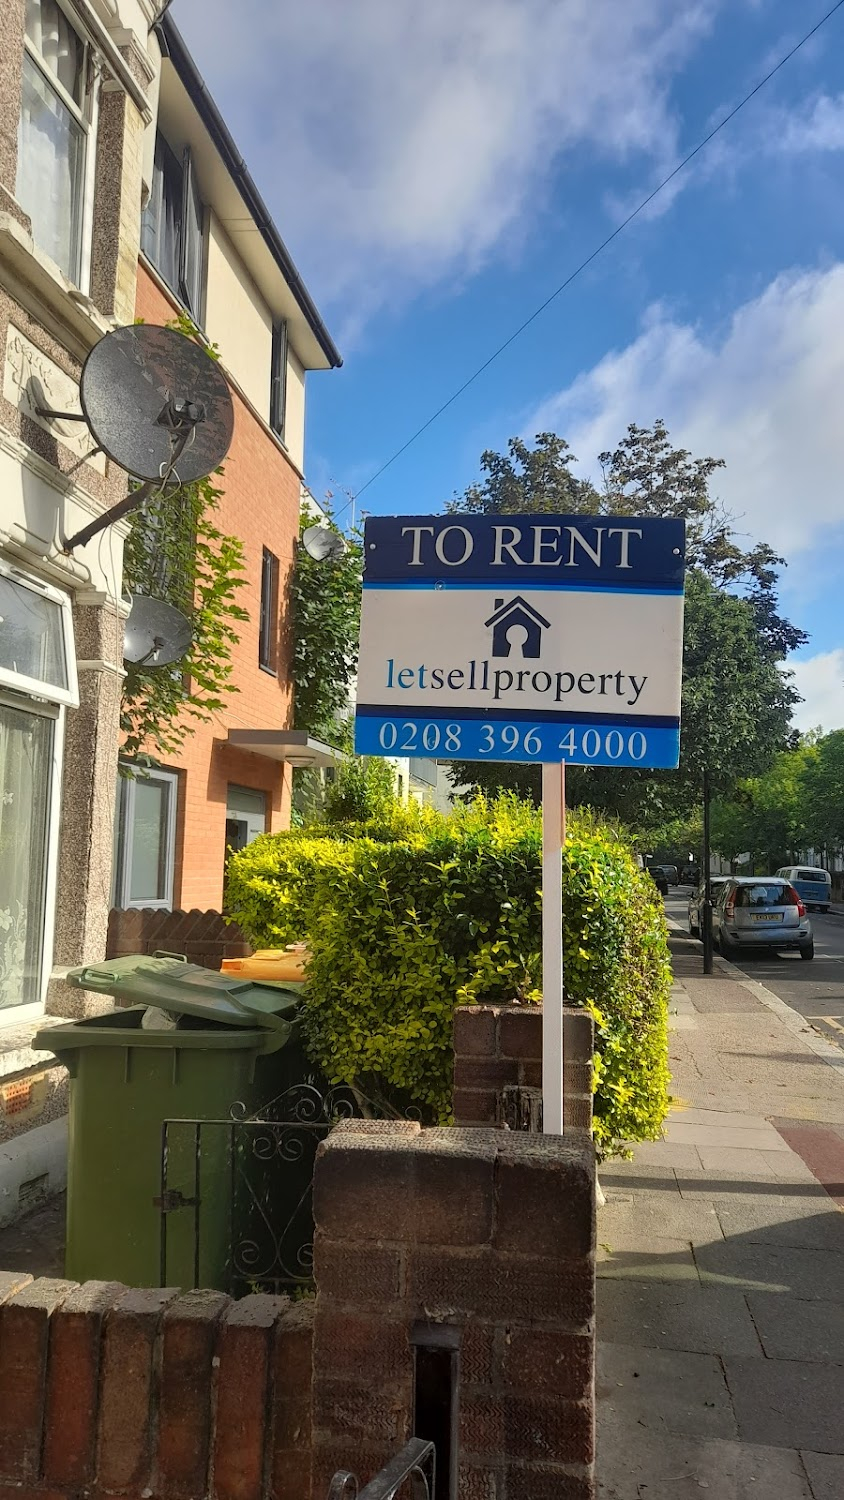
left=774, top=866, right=832, bottom=913
left=687, top=877, right=730, bottom=939
left=652, top=863, right=679, bottom=886
left=713, top=877, right=814, bottom=960
left=646, top=865, right=669, bottom=896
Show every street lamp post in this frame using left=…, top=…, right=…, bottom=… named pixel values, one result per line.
left=702, top=767, right=713, bottom=976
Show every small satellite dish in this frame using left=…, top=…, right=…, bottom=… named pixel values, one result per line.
left=302, top=524, right=346, bottom=562
left=80, top=324, right=234, bottom=484
left=123, top=594, right=193, bottom=668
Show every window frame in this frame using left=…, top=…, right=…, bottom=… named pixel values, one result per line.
left=0, top=560, right=79, bottom=708
left=0, top=687, right=63, bottom=1023
left=259, top=546, right=280, bottom=673
left=270, top=320, right=288, bottom=441
left=19, top=0, right=100, bottom=290
left=112, top=764, right=179, bottom=911
left=141, top=133, right=207, bottom=323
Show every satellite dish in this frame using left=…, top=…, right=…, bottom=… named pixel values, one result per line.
left=80, top=324, right=234, bottom=484
left=302, top=524, right=346, bottom=562
left=123, top=594, right=193, bottom=668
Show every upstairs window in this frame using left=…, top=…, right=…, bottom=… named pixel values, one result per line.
left=17, top=0, right=96, bottom=285
left=141, top=134, right=205, bottom=320
left=259, top=547, right=279, bottom=672
left=270, top=320, right=288, bottom=441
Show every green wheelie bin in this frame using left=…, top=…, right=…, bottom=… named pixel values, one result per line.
left=34, top=954, right=305, bottom=1291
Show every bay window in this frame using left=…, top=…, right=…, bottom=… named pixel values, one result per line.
left=0, top=564, right=77, bottom=1015
left=17, top=0, right=97, bottom=287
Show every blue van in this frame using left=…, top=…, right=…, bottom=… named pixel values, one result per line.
left=776, top=866, right=832, bottom=912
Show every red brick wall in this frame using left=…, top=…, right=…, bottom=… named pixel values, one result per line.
left=106, top=908, right=252, bottom=969
left=132, top=267, right=300, bottom=910
left=0, top=1273, right=312, bottom=1500
left=453, top=1004, right=594, bottom=1133
left=311, top=1120, right=597, bottom=1500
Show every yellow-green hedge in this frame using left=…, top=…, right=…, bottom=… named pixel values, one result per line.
left=225, top=797, right=670, bottom=1153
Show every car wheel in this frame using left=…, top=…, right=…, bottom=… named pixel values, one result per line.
left=688, top=917, right=698, bottom=937
left=821, top=905, right=830, bottom=914
left=799, top=942, right=814, bottom=961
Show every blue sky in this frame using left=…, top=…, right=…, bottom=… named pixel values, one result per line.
left=176, top=0, right=844, bottom=732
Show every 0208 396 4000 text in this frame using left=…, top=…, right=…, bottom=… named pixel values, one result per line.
left=354, top=715, right=681, bottom=768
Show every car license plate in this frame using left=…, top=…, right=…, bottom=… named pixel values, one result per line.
left=752, top=913, right=778, bottom=922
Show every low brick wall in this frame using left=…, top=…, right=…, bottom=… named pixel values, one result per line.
left=106, top=908, right=251, bottom=970
left=0, top=1275, right=312, bottom=1500
left=454, top=1003, right=594, bottom=1133
left=312, top=1119, right=597, bottom=1499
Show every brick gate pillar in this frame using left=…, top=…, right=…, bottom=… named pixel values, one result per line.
left=311, top=1120, right=597, bottom=1500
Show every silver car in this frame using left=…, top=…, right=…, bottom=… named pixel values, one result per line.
left=687, top=877, right=730, bottom=939
left=714, top=877, right=814, bottom=961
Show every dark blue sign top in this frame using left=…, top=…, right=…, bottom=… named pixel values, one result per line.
left=363, top=513, right=686, bottom=591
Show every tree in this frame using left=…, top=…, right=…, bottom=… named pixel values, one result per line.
left=289, top=506, right=362, bottom=739
left=710, top=742, right=811, bottom=870
left=445, top=423, right=806, bottom=819
left=801, top=730, right=844, bottom=855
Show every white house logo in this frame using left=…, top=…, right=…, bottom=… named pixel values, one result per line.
left=485, top=596, right=550, bottom=659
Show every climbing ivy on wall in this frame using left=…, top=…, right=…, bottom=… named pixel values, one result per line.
left=120, top=313, right=249, bottom=761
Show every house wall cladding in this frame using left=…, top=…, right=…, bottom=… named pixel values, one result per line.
left=311, top=1120, right=597, bottom=1500
left=0, top=1274, right=313, bottom=1500
left=106, top=908, right=251, bottom=970
left=453, top=1003, right=594, bottom=1134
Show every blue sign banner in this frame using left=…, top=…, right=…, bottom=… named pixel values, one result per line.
left=355, top=513, right=685, bottom=768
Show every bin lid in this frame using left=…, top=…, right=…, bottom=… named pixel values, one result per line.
left=66, top=954, right=301, bottom=1032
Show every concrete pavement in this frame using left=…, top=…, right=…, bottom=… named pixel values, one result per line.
left=596, top=930, right=844, bottom=1499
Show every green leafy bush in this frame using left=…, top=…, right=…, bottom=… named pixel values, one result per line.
left=225, top=797, right=670, bottom=1153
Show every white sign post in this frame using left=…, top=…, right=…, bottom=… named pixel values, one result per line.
left=354, top=513, right=685, bottom=1134
left=542, top=762, right=566, bottom=1134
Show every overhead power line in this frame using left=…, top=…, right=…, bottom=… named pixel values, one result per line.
left=354, top=0, right=844, bottom=501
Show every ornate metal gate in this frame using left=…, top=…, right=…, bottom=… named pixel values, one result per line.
left=157, top=1081, right=369, bottom=1295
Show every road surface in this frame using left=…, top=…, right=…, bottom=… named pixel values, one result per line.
left=666, top=889, right=844, bottom=1053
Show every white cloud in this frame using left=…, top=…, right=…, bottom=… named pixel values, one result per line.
left=790, top=651, right=844, bottom=734
left=778, top=93, right=844, bottom=153
left=173, top=0, right=716, bottom=315
left=530, top=264, right=844, bottom=557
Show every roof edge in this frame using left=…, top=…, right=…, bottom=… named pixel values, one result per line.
left=157, top=14, right=342, bottom=370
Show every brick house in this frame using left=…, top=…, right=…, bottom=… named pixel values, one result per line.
left=0, top=2, right=338, bottom=1217
left=117, top=13, right=341, bottom=915
left=0, top=0, right=158, bottom=1211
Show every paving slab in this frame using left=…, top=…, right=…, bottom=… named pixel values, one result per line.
left=599, top=1196, right=723, bottom=1247
left=800, top=1451, right=844, bottom=1500
left=597, top=1343, right=737, bottom=1439
left=758, top=1149, right=820, bottom=1182
left=670, top=1107, right=777, bottom=1128
left=626, top=1140, right=703, bottom=1169
left=596, top=1423, right=813, bottom=1499
left=687, top=987, right=765, bottom=1013
left=676, top=1170, right=831, bottom=1203
left=695, top=1145, right=781, bottom=1175
left=724, top=1356, right=844, bottom=1453
left=598, top=1162, right=684, bottom=1199
left=695, top=1240, right=844, bottom=1301
left=746, top=1291, right=844, bottom=1364
left=597, top=1236, right=700, bottom=1282
left=666, top=1120, right=791, bottom=1151
left=716, top=1199, right=844, bottom=1252
left=597, top=1281, right=763, bottom=1356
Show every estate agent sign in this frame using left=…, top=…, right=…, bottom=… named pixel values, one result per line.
left=355, top=513, right=685, bottom=767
